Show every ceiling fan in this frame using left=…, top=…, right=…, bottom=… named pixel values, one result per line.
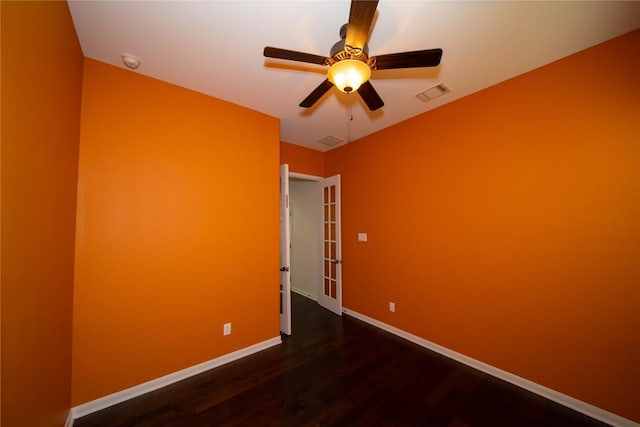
left=264, top=0, right=443, bottom=111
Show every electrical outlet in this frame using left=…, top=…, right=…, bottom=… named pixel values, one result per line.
left=389, top=302, right=395, bottom=312
left=223, top=323, right=232, bottom=336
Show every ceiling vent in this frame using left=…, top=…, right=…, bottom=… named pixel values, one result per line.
left=318, top=136, right=344, bottom=147
left=415, top=83, right=450, bottom=102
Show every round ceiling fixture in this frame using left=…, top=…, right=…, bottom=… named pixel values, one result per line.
left=327, top=59, right=371, bottom=93
left=121, top=54, right=141, bottom=69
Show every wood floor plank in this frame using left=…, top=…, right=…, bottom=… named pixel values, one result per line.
left=74, top=294, right=609, bottom=426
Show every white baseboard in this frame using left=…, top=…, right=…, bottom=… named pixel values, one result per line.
left=342, top=308, right=638, bottom=427
left=292, top=287, right=318, bottom=301
left=71, top=336, right=282, bottom=420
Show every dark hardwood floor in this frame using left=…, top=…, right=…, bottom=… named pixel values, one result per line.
left=75, top=293, right=609, bottom=426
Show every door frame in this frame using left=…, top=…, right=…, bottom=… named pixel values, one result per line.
left=289, top=172, right=324, bottom=181
left=289, top=172, right=324, bottom=303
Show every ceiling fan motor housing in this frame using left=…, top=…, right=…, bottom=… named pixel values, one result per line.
left=330, top=24, right=369, bottom=61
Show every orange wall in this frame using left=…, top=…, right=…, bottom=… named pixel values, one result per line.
left=326, top=29, right=640, bottom=422
left=280, top=141, right=325, bottom=176
left=1, top=1, right=83, bottom=426
left=72, top=59, right=280, bottom=405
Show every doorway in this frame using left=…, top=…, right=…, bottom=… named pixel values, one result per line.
left=280, top=165, right=342, bottom=336
left=289, top=176, right=322, bottom=301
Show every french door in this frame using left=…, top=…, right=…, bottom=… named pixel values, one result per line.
left=318, top=175, right=342, bottom=316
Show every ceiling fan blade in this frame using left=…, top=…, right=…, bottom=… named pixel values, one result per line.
left=345, top=0, right=379, bottom=51
left=264, top=47, right=329, bottom=65
left=372, top=49, right=443, bottom=70
left=300, top=79, right=334, bottom=108
left=357, top=80, right=384, bottom=111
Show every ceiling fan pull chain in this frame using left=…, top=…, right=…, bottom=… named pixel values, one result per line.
left=347, top=103, right=353, bottom=143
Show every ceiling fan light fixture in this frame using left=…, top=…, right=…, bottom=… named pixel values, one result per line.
left=327, top=59, right=371, bottom=93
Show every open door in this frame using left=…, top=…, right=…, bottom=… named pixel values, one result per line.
left=279, top=164, right=292, bottom=335
left=318, top=175, right=342, bottom=316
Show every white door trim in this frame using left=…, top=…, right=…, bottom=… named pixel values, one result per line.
left=289, top=172, right=323, bottom=181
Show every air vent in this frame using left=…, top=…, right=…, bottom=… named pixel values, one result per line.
left=415, top=83, right=450, bottom=102
left=318, top=136, right=344, bottom=147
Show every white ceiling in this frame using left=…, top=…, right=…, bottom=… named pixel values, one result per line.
left=68, top=1, right=640, bottom=152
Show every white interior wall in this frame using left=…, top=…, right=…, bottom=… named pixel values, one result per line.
left=289, top=179, right=322, bottom=299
